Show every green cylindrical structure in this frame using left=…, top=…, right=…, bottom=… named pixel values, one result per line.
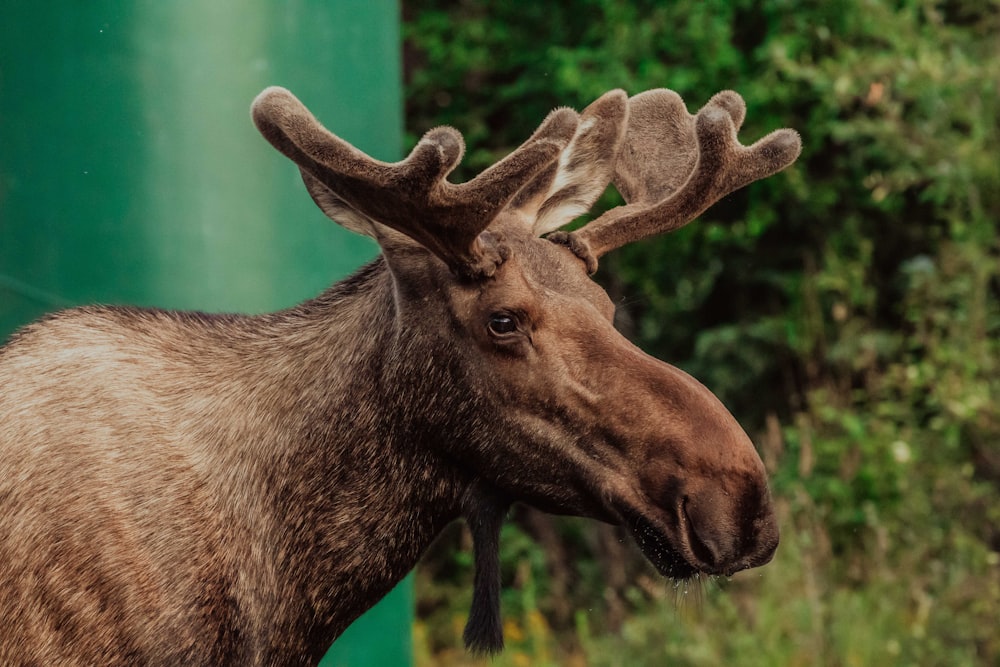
left=0, top=2, right=411, bottom=664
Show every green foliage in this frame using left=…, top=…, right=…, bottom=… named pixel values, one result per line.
left=405, top=1, right=1000, bottom=664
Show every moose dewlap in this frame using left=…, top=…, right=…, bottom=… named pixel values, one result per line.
left=0, top=85, right=800, bottom=664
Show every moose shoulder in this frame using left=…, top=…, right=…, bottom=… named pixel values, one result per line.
left=0, top=86, right=800, bottom=664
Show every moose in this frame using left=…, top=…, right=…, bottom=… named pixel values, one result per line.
left=0, top=84, right=800, bottom=664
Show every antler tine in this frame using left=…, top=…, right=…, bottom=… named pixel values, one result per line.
left=252, top=87, right=578, bottom=278
left=567, top=89, right=801, bottom=271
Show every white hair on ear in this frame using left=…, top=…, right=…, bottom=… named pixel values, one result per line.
left=530, top=93, right=628, bottom=236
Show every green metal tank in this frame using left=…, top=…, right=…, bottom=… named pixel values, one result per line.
left=0, top=2, right=411, bottom=664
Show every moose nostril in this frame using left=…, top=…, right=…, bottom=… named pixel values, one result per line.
left=681, top=487, right=779, bottom=575
left=681, top=499, right=726, bottom=568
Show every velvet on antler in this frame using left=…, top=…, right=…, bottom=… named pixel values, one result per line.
left=549, top=89, right=802, bottom=273
left=251, top=86, right=579, bottom=278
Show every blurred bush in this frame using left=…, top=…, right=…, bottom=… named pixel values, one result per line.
left=404, top=1, right=999, bottom=664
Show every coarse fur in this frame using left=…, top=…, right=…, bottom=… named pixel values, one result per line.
left=0, top=85, right=800, bottom=664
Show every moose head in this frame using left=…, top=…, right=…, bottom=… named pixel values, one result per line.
left=252, top=85, right=801, bottom=652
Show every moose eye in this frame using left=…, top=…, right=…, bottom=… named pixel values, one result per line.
left=487, top=313, right=518, bottom=336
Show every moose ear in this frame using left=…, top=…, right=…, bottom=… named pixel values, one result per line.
left=302, top=165, right=459, bottom=275
left=506, top=90, right=628, bottom=237
left=300, top=170, right=380, bottom=238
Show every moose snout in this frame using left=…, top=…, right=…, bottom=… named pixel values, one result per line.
left=679, top=479, right=779, bottom=576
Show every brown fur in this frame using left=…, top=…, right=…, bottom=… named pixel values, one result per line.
left=0, top=86, right=799, bottom=664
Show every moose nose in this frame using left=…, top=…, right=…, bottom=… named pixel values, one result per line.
left=681, top=483, right=779, bottom=575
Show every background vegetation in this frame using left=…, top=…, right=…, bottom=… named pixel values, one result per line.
left=402, top=1, right=999, bottom=664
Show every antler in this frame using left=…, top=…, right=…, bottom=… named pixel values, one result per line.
left=552, top=89, right=801, bottom=273
left=252, top=87, right=579, bottom=278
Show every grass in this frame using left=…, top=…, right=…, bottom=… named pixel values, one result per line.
left=415, top=491, right=999, bottom=666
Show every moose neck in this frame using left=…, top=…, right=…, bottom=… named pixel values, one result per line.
left=193, top=258, right=472, bottom=660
